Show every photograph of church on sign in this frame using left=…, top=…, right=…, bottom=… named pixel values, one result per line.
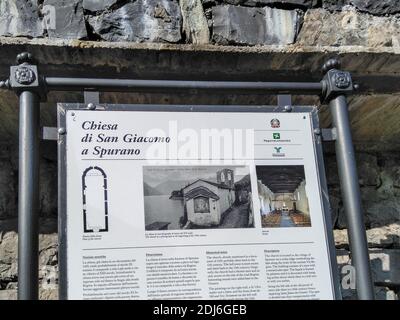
left=143, top=166, right=254, bottom=230
left=256, top=165, right=311, bottom=228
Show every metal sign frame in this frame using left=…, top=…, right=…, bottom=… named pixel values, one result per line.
left=58, top=103, right=341, bottom=300
left=0, top=53, right=375, bottom=300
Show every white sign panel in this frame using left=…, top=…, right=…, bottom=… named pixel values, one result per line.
left=59, top=105, right=338, bottom=300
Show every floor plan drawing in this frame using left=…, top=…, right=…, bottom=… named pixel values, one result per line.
left=82, top=166, right=109, bottom=233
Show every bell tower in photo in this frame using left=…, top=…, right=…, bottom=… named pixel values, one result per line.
left=217, top=168, right=235, bottom=188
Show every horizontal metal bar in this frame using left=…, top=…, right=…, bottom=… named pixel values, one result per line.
left=45, top=77, right=324, bottom=95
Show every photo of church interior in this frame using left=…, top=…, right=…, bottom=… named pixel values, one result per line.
left=256, top=165, right=311, bottom=228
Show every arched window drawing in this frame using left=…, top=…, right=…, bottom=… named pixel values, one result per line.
left=82, top=166, right=109, bottom=233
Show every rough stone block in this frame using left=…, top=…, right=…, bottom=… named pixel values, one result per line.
left=180, top=0, right=210, bottom=44
left=88, top=0, right=182, bottom=43
left=365, top=199, right=400, bottom=227
left=390, top=167, right=400, bottom=188
left=264, top=0, right=317, bottom=6
left=323, top=1, right=400, bottom=16
left=83, top=0, right=118, bottom=12
left=212, top=5, right=302, bottom=46
left=324, top=155, right=340, bottom=186
left=322, top=0, right=350, bottom=11
left=221, top=0, right=317, bottom=8
left=0, top=0, right=43, bottom=37
left=0, top=223, right=58, bottom=293
left=212, top=6, right=265, bottom=45
left=0, top=159, right=16, bottom=219
left=0, top=231, right=18, bottom=286
left=39, top=288, right=58, bottom=300
left=0, top=288, right=58, bottom=300
left=0, top=289, right=17, bottom=300
left=356, top=153, right=380, bottom=186
left=43, top=0, right=87, bottom=39
left=335, top=183, right=400, bottom=228
left=325, top=153, right=379, bottom=187
left=0, top=231, right=17, bottom=265
left=334, top=223, right=400, bottom=249
left=297, top=7, right=400, bottom=48
left=39, top=161, right=58, bottom=217
left=351, top=0, right=400, bottom=15
left=328, top=189, right=341, bottom=225
left=341, top=285, right=398, bottom=300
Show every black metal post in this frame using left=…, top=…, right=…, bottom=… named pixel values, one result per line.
left=322, top=59, right=375, bottom=300
left=329, top=95, right=374, bottom=300
left=17, top=90, right=40, bottom=300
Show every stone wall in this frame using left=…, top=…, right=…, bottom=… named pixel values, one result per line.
left=0, top=0, right=399, bottom=300
left=0, top=0, right=399, bottom=48
left=325, top=149, right=400, bottom=299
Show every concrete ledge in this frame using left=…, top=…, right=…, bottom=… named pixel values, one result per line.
left=0, top=37, right=400, bottom=93
left=0, top=38, right=400, bottom=150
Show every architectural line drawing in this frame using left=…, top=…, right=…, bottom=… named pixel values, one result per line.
left=82, top=166, right=109, bottom=233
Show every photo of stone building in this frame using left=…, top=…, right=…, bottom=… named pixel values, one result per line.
left=144, top=166, right=254, bottom=230
left=257, top=165, right=311, bottom=228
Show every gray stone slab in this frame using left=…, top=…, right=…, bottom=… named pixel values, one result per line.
left=212, top=5, right=301, bottom=46
left=0, top=0, right=43, bottom=37
left=244, top=0, right=318, bottom=8
left=212, top=6, right=266, bottom=45
left=322, top=0, right=349, bottom=11
left=340, top=285, right=398, bottom=300
left=180, top=0, right=210, bottom=44
left=88, top=0, right=182, bottom=43
left=0, top=158, right=16, bottom=220
left=83, top=0, right=118, bottom=12
left=351, top=0, right=400, bottom=15
left=0, top=289, right=17, bottom=300
left=334, top=224, right=400, bottom=249
left=323, top=0, right=400, bottom=15
left=43, top=0, right=87, bottom=39
left=297, top=7, right=400, bottom=47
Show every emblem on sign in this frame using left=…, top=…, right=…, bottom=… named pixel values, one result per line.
left=273, top=133, right=280, bottom=139
left=273, top=146, right=285, bottom=157
left=270, top=119, right=280, bottom=128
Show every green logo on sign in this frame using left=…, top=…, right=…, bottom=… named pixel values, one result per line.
left=273, top=133, right=280, bottom=139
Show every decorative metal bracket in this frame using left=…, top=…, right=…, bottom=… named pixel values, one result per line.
left=5, top=52, right=47, bottom=102
left=321, top=128, right=337, bottom=141
left=42, top=126, right=58, bottom=141
left=320, top=58, right=354, bottom=103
